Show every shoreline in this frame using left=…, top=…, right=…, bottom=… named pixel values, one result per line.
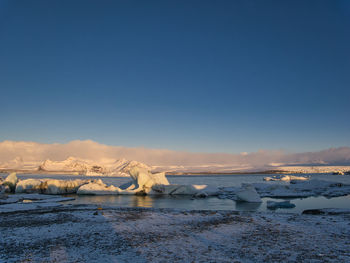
left=1, top=205, right=349, bottom=262
left=1, top=168, right=347, bottom=176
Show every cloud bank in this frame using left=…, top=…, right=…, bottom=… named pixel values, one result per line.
left=0, top=140, right=349, bottom=168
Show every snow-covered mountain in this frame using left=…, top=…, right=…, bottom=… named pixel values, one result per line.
left=1, top=156, right=350, bottom=176
left=38, top=157, right=151, bottom=176
left=0, top=157, right=150, bottom=177
left=0, top=157, right=40, bottom=171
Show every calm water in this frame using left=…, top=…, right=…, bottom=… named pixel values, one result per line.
left=15, top=173, right=350, bottom=213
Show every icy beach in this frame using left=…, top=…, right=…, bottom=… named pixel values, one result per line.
left=1, top=170, right=350, bottom=262
left=1, top=205, right=350, bottom=262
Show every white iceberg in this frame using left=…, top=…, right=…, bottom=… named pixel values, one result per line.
left=77, top=168, right=169, bottom=195
left=77, top=180, right=120, bottom=195
left=233, top=179, right=350, bottom=198
left=11, top=167, right=219, bottom=197
left=236, top=184, right=262, bottom=203
left=263, top=175, right=310, bottom=182
left=124, top=167, right=169, bottom=195
left=15, top=179, right=43, bottom=193
left=15, top=178, right=92, bottom=194
left=41, top=179, right=91, bottom=194
left=127, top=167, right=218, bottom=196
left=76, top=167, right=219, bottom=197
left=2, top=172, right=18, bottom=192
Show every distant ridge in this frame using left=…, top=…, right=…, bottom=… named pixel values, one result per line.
left=0, top=140, right=350, bottom=175
left=1, top=157, right=150, bottom=177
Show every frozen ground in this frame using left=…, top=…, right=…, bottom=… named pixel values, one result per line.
left=1, top=204, right=350, bottom=263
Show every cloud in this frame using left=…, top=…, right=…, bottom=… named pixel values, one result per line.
left=0, top=140, right=349, bottom=167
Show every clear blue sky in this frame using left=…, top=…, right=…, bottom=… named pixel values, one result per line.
left=0, top=0, right=349, bottom=153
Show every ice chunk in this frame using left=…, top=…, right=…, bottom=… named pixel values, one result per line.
left=41, top=179, right=90, bottom=194
left=263, top=175, right=310, bottom=182
left=267, top=200, right=296, bottom=210
left=15, top=179, right=43, bottom=193
left=3, top=172, right=18, bottom=192
left=127, top=167, right=169, bottom=194
left=236, top=184, right=262, bottom=203
left=16, top=178, right=92, bottom=194
left=166, top=185, right=201, bottom=195
left=77, top=180, right=120, bottom=195
left=193, top=185, right=220, bottom=197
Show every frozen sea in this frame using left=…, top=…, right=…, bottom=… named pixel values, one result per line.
left=16, top=173, right=350, bottom=213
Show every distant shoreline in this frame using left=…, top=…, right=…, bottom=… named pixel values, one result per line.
left=0, top=168, right=338, bottom=176
left=164, top=170, right=291, bottom=175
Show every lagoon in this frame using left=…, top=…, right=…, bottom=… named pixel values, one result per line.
left=14, top=173, right=350, bottom=213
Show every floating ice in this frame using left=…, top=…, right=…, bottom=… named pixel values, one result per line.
left=15, top=179, right=43, bottom=193
left=2, top=172, right=18, bottom=192
left=128, top=167, right=169, bottom=194
left=15, top=178, right=93, bottom=194
left=76, top=167, right=219, bottom=197
left=236, top=184, right=262, bottom=203
left=77, top=179, right=120, bottom=195
left=251, top=179, right=350, bottom=198
left=263, top=175, right=310, bottom=182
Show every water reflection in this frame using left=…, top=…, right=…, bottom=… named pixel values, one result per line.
left=20, top=173, right=350, bottom=213
left=235, top=201, right=262, bottom=211
left=65, top=194, right=350, bottom=213
left=130, top=195, right=154, bottom=208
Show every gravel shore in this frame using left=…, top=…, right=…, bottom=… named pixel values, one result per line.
left=1, top=205, right=350, bottom=262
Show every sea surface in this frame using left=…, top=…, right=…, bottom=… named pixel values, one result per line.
left=16, top=173, right=350, bottom=213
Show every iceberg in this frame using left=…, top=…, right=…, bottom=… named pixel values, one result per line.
left=2, top=172, right=18, bottom=192
left=41, top=179, right=91, bottom=194
left=75, top=167, right=219, bottom=197
left=128, top=167, right=169, bottom=193
left=15, top=179, right=43, bottom=193
left=246, top=179, right=350, bottom=198
left=77, top=168, right=170, bottom=195
left=263, top=175, right=310, bottom=182
left=15, top=178, right=93, bottom=194
left=9, top=167, right=218, bottom=197
left=236, top=184, right=262, bottom=203
left=77, top=179, right=120, bottom=195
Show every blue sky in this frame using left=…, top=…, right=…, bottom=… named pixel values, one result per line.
left=0, top=0, right=349, bottom=153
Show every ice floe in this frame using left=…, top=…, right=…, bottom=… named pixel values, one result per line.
left=2, top=172, right=18, bottom=192
left=77, top=179, right=121, bottom=195
left=235, top=184, right=262, bottom=203
left=220, top=179, right=350, bottom=199
left=263, top=175, right=310, bottom=182
left=15, top=178, right=93, bottom=194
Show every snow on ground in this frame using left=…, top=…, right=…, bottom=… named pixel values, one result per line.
left=0, top=205, right=349, bottom=262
